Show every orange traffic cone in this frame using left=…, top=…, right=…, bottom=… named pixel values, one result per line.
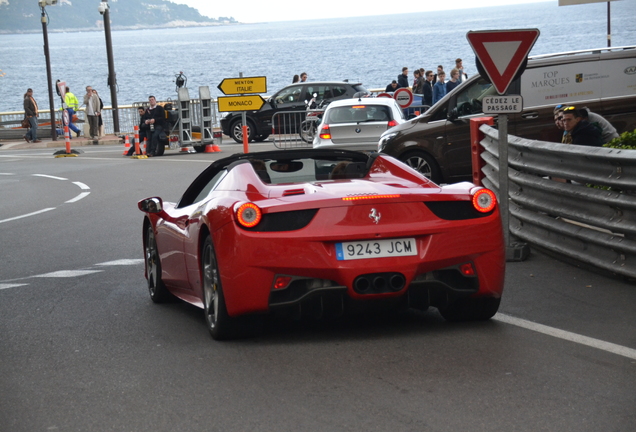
left=204, top=143, right=218, bottom=153
left=122, top=135, right=132, bottom=155
left=143, top=138, right=148, bottom=155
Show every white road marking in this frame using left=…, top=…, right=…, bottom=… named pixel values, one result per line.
left=0, top=207, right=56, bottom=224
left=0, top=173, right=16, bottom=175
left=0, top=259, right=144, bottom=290
left=33, top=174, right=67, bottom=181
left=494, top=313, right=636, bottom=360
left=66, top=192, right=90, bottom=203
left=0, top=283, right=29, bottom=290
left=72, top=181, right=90, bottom=190
left=34, top=270, right=103, bottom=278
left=0, top=174, right=91, bottom=223
left=96, top=259, right=144, bottom=266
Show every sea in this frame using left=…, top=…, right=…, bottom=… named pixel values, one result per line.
left=1, top=1, right=635, bottom=113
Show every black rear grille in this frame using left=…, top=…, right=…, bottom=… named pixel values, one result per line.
left=425, top=201, right=493, bottom=220
left=242, top=209, right=318, bottom=232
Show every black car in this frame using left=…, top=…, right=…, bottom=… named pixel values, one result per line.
left=220, top=81, right=368, bottom=143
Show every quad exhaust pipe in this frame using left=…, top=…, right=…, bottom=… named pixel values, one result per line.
left=354, top=272, right=406, bottom=294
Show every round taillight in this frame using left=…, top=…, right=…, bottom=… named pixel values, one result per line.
left=236, top=202, right=262, bottom=228
left=472, top=189, right=497, bottom=213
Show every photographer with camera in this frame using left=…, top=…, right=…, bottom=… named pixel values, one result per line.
left=144, top=95, right=165, bottom=157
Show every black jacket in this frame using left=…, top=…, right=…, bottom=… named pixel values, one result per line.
left=147, top=105, right=165, bottom=128
left=422, top=80, right=433, bottom=106
left=571, top=120, right=603, bottom=146
left=397, top=74, right=409, bottom=89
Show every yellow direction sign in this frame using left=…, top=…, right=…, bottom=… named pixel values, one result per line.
left=217, top=76, right=267, bottom=95
left=218, top=95, right=267, bottom=112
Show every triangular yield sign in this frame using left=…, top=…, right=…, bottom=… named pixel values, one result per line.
left=466, top=29, right=540, bottom=95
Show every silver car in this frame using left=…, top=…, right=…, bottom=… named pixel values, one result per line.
left=313, top=97, right=406, bottom=151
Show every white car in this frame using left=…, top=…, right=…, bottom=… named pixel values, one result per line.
left=312, top=97, right=406, bottom=151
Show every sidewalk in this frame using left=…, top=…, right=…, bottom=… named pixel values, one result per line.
left=0, top=134, right=122, bottom=150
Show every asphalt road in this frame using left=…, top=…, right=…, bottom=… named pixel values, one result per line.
left=1, top=143, right=635, bottom=432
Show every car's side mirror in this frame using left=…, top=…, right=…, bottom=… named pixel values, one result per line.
left=447, top=107, right=459, bottom=122
left=138, top=197, right=163, bottom=213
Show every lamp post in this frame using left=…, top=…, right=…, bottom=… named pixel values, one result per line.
left=39, top=0, right=58, bottom=141
left=98, top=0, right=120, bottom=133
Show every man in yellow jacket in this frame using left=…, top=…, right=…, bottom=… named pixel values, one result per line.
left=64, top=86, right=81, bottom=137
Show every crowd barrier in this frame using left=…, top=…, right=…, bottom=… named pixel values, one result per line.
left=476, top=123, right=636, bottom=279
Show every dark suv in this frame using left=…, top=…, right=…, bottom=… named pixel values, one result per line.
left=220, top=81, right=368, bottom=143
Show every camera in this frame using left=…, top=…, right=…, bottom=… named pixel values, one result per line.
left=38, top=0, right=58, bottom=7
left=98, top=2, right=109, bottom=15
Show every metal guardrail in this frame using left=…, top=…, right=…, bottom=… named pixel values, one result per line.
left=271, top=110, right=313, bottom=149
left=478, top=124, right=636, bottom=279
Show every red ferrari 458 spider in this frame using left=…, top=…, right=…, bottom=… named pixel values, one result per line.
left=139, top=149, right=505, bottom=339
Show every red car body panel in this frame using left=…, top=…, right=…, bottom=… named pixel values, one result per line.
left=141, top=150, right=505, bottom=319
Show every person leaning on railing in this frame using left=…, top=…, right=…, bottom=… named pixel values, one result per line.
left=561, top=106, right=603, bottom=147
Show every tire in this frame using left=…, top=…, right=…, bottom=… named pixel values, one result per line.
left=193, top=145, right=205, bottom=153
left=401, top=150, right=442, bottom=183
left=145, top=225, right=172, bottom=303
left=230, top=119, right=254, bottom=143
left=299, top=120, right=315, bottom=143
left=201, top=236, right=239, bottom=340
left=439, top=297, right=501, bottom=322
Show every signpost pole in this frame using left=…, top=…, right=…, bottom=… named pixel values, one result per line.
left=239, top=72, right=249, bottom=154
left=498, top=114, right=510, bottom=248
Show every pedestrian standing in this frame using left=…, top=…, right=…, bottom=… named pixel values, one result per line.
left=144, top=95, right=165, bottom=157
left=455, top=58, right=468, bottom=83
left=446, top=68, right=460, bottom=93
left=64, top=86, right=81, bottom=138
left=84, top=86, right=100, bottom=139
left=93, top=89, right=104, bottom=137
left=397, top=67, right=409, bottom=88
left=422, top=70, right=434, bottom=106
left=23, top=88, right=41, bottom=143
left=433, top=71, right=446, bottom=104
left=412, top=69, right=424, bottom=94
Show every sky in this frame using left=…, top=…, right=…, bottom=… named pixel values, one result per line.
left=167, top=0, right=555, bottom=24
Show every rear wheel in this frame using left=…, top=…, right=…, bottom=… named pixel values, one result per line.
left=202, top=236, right=239, bottom=340
left=401, top=150, right=441, bottom=183
left=145, top=225, right=172, bottom=303
left=439, top=297, right=501, bottom=322
left=230, top=119, right=254, bottom=143
left=193, top=145, right=206, bottom=153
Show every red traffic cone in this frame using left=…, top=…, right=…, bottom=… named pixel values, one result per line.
left=122, top=135, right=132, bottom=155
